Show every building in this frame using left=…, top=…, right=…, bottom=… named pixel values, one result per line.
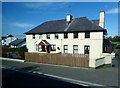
left=10, top=38, right=26, bottom=48
left=2, top=35, right=17, bottom=46
left=25, top=11, right=114, bottom=68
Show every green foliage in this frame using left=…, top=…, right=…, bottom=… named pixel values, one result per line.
left=115, top=45, right=120, bottom=49
left=2, top=46, right=28, bottom=59
left=107, top=36, right=120, bottom=42
left=112, top=36, right=120, bottom=42
left=16, top=46, right=28, bottom=59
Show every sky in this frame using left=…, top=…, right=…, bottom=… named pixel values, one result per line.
left=2, top=2, right=118, bottom=38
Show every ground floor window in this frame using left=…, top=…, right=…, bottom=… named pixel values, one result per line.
left=84, top=45, right=90, bottom=54
left=51, top=45, right=56, bottom=51
left=64, top=45, right=68, bottom=53
left=73, top=45, right=78, bottom=54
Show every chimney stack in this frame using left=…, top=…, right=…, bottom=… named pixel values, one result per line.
left=99, top=11, right=105, bottom=28
left=66, top=14, right=72, bottom=24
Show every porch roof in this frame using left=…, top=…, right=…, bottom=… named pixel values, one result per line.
left=36, top=40, right=50, bottom=45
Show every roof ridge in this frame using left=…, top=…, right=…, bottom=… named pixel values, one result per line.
left=45, top=19, right=66, bottom=23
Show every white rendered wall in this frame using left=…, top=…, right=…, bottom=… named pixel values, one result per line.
left=26, top=32, right=103, bottom=68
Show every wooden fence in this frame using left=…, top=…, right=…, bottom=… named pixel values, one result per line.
left=25, top=52, right=89, bottom=67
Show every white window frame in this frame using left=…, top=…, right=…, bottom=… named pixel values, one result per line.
left=55, top=33, right=59, bottom=39
left=47, top=34, right=50, bottom=39
left=33, top=34, right=35, bottom=39
left=64, top=45, right=68, bottom=53
left=39, top=34, right=42, bottom=39
left=51, top=45, right=56, bottom=51
left=73, top=45, right=78, bottom=54
left=85, top=32, right=90, bottom=38
left=64, top=33, right=68, bottom=39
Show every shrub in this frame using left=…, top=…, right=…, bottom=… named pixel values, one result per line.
left=2, top=46, right=28, bottom=60
left=115, top=45, right=120, bottom=49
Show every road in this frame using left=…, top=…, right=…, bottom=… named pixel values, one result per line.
left=1, top=57, right=118, bottom=87
left=2, top=68, right=89, bottom=88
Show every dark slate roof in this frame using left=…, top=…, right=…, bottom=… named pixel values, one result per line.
left=10, top=39, right=26, bottom=46
left=8, top=35, right=14, bottom=37
left=25, top=17, right=107, bottom=34
left=2, top=36, right=7, bottom=40
left=91, top=19, right=99, bottom=26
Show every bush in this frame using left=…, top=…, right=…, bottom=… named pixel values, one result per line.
left=115, top=45, right=120, bottom=49
left=2, top=46, right=28, bottom=60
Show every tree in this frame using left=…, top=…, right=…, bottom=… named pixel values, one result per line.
left=107, top=36, right=113, bottom=41
left=112, top=36, right=120, bottom=42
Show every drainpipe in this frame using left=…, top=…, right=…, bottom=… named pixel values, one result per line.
left=61, top=39, right=62, bottom=53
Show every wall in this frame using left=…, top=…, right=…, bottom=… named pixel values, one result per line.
left=101, top=53, right=115, bottom=64
left=26, top=31, right=103, bottom=68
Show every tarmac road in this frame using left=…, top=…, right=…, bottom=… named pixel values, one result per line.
left=2, top=68, right=90, bottom=88
left=1, top=57, right=118, bottom=88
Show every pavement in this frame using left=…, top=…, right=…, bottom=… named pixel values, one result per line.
left=1, top=57, right=119, bottom=88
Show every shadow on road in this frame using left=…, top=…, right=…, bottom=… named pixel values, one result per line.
left=2, top=68, right=90, bottom=88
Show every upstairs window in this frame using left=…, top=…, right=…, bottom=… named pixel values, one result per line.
left=74, top=32, right=78, bottom=38
left=47, top=34, right=50, bottom=39
left=33, top=34, right=35, bottom=39
left=64, top=33, right=68, bottom=39
left=55, top=33, right=59, bottom=39
left=85, top=32, right=90, bottom=38
left=39, top=34, right=42, bottom=39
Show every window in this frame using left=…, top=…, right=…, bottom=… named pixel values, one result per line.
left=47, top=34, right=50, bottom=39
left=84, top=45, right=90, bottom=54
left=33, top=34, right=35, bottom=39
left=64, top=45, right=68, bottom=53
left=39, top=34, right=42, bottom=39
left=64, top=33, right=68, bottom=39
left=4, top=40, right=6, bottom=42
left=85, top=32, right=90, bottom=38
left=51, top=45, right=56, bottom=51
left=55, top=33, right=59, bottom=39
left=73, top=45, right=78, bottom=54
left=74, top=32, right=78, bottom=38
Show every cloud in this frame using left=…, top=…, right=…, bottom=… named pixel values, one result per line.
left=24, top=2, right=68, bottom=9
left=106, top=8, right=118, bottom=14
left=11, top=22, right=33, bottom=28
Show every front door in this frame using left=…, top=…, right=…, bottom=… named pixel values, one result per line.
left=41, top=45, right=45, bottom=52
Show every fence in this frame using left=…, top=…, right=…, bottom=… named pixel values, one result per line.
left=25, top=52, right=89, bottom=67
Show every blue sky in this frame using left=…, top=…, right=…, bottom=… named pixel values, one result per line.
left=2, top=2, right=118, bottom=38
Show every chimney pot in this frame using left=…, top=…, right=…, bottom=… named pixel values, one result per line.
left=66, top=14, right=72, bottom=23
